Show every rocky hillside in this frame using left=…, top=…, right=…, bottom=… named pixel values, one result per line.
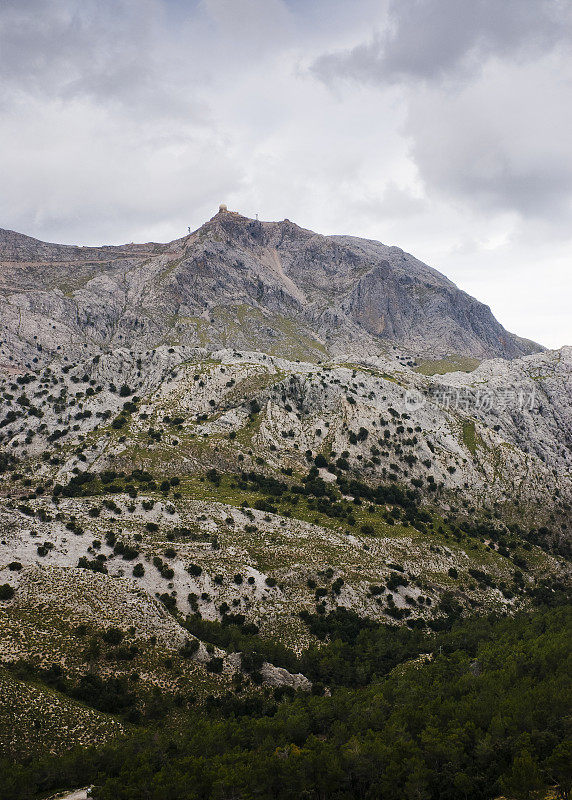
left=0, top=344, right=570, bottom=747
left=0, top=211, right=568, bottom=769
left=0, top=208, right=541, bottom=370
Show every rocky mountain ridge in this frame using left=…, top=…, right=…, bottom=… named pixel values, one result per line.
left=0, top=209, right=542, bottom=370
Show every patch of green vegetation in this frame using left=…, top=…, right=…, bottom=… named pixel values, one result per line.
left=156, top=255, right=186, bottom=286
left=415, top=355, right=481, bottom=375
left=175, top=471, right=416, bottom=544
left=338, top=363, right=403, bottom=384
left=225, top=368, right=288, bottom=410
left=51, top=270, right=101, bottom=297
left=462, top=420, right=477, bottom=456
left=267, top=315, right=328, bottom=361
left=0, top=666, right=124, bottom=761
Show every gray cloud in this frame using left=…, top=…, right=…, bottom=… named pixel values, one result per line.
left=0, top=0, right=206, bottom=121
left=403, top=52, right=572, bottom=220
left=310, top=0, right=572, bottom=224
left=312, top=0, right=571, bottom=84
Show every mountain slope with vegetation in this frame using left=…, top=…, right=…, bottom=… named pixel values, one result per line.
left=0, top=212, right=569, bottom=800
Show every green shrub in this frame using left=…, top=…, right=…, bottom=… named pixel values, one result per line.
left=206, top=657, right=224, bottom=674
left=0, top=584, right=15, bottom=600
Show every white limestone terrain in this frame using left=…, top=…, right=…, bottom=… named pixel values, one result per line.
left=0, top=210, right=569, bottom=760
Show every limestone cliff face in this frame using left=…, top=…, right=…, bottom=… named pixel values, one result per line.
left=0, top=210, right=541, bottom=369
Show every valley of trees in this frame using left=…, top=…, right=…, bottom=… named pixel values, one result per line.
left=1, top=603, right=570, bottom=800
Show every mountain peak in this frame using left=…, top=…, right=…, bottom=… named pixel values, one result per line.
left=0, top=213, right=542, bottom=370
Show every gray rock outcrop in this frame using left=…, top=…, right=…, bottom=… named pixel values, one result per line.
left=0, top=209, right=542, bottom=370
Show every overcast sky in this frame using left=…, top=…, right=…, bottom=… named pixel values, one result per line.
left=1, top=0, right=571, bottom=348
